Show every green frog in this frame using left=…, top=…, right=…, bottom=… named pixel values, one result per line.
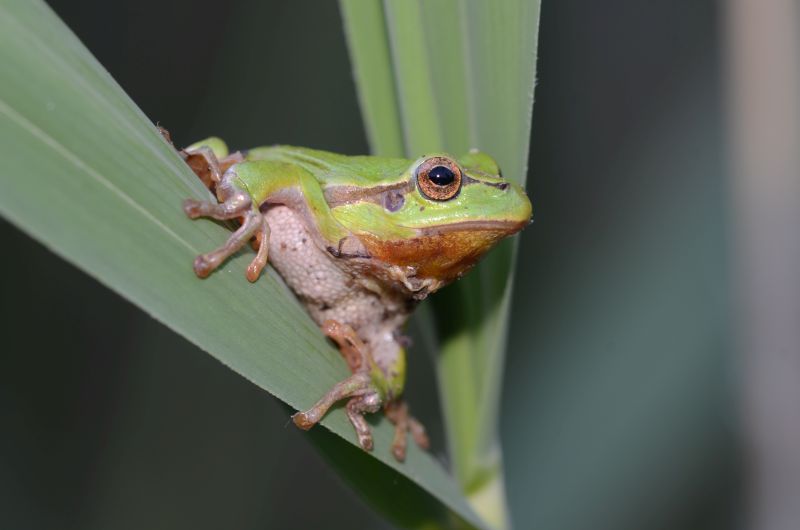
left=176, top=136, right=532, bottom=461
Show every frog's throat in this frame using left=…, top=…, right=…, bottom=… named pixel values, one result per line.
left=356, top=219, right=527, bottom=287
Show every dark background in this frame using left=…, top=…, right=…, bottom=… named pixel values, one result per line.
left=1, top=1, right=740, bottom=529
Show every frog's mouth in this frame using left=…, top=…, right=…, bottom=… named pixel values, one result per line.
left=416, top=218, right=529, bottom=236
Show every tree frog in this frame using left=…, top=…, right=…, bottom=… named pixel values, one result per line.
left=173, top=134, right=532, bottom=461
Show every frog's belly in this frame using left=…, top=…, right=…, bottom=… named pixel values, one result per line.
left=263, top=205, right=386, bottom=330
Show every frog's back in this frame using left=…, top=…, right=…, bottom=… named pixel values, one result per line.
left=245, top=145, right=411, bottom=188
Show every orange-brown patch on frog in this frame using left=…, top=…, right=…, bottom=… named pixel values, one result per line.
left=358, top=220, right=525, bottom=284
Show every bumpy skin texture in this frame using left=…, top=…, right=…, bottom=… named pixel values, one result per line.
left=176, top=135, right=531, bottom=461
left=264, top=205, right=408, bottom=382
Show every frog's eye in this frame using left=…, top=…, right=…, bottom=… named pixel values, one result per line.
left=416, top=156, right=462, bottom=201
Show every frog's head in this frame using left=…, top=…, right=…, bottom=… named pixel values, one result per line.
left=336, top=150, right=532, bottom=293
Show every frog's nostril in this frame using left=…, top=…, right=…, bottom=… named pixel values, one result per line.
left=497, top=182, right=509, bottom=190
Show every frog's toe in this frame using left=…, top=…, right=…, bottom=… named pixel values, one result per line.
left=183, top=198, right=207, bottom=219
left=192, top=254, right=217, bottom=278
left=386, top=399, right=429, bottom=461
left=346, top=393, right=380, bottom=452
left=409, top=416, right=430, bottom=450
left=359, top=432, right=374, bottom=452
left=245, top=217, right=270, bottom=282
left=245, top=260, right=264, bottom=283
left=291, top=411, right=316, bottom=431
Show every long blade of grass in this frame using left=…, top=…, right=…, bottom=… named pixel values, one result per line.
left=339, top=1, right=541, bottom=527
left=0, top=1, right=485, bottom=527
left=339, top=1, right=405, bottom=157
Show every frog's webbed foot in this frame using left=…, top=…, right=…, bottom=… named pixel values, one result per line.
left=385, top=399, right=430, bottom=462
left=183, top=174, right=270, bottom=282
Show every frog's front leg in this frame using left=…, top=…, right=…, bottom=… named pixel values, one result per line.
left=183, top=172, right=270, bottom=282
left=183, top=159, right=351, bottom=282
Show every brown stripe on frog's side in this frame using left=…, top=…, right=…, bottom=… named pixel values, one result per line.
left=461, top=174, right=509, bottom=190
left=323, top=181, right=414, bottom=207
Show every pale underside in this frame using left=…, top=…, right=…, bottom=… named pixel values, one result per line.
left=263, top=204, right=411, bottom=376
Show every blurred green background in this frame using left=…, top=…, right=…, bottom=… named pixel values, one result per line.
left=0, top=1, right=741, bottom=529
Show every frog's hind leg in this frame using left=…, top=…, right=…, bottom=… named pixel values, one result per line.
left=293, top=320, right=384, bottom=452
left=183, top=174, right=270, bottom=281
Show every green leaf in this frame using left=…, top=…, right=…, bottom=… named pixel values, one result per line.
left=339, top=1, right=541, bottom=528
left=0, top=1, right=485, bottom=528
left=339, top=0, right=405, bottom=157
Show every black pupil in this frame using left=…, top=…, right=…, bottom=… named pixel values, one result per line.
left=428, top=165, right=455, bottom=186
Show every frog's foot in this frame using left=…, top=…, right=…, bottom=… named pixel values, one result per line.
left=183, top=176, right=270, bottom=282
left=292, top=372, right=382, bottom=452
left=345, top=392, right=382, bottom=450
left=385, top=399, right=430, bottom=462
left=321, top=319, right=367, bottom=373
